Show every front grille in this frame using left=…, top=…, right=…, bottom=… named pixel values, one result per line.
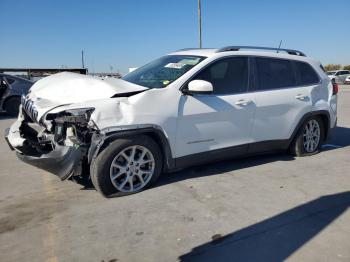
left=21, top=95, right=38, bottom=122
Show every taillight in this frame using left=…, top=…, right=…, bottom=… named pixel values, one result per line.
left=332, top=83, right=338, bottom=95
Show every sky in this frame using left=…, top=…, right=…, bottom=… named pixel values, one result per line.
left=1, top=0, right=349, bottom=74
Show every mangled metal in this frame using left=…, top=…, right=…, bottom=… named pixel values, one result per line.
left=5, top=72, right=155, bottom=180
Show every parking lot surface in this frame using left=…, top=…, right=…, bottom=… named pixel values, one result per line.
left=1, top=86, right=349, bottom=262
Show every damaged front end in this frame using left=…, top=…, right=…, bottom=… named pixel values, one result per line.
left=5, top=107, right=98, bottom=180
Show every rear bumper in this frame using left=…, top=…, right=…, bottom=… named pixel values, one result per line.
left=5, top=120, right=83, bottom=180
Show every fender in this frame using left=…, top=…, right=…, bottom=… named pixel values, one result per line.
left=88, top=127, right=176, bottom=172
left=288, top=109, right=331, bottom=146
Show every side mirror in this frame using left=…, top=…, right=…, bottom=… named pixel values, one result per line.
left=186, top=80, right=213, bottom=94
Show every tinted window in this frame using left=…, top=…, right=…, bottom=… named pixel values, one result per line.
left=256, top=57, right=296, bottom=90
left=295, top=62, right=319, bottom=85
left=5, top=77, right=15, bottom=85
left=193, top=57, right=248, bottom=94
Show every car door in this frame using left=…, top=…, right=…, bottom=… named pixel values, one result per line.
left=175, top=56, right=256, bottom=159
left=335, top=71, right=343, bottom=83
left=0, top=76, right=8, bottom=101
left=250, top=57, right=318, bottom=152
left=339, top=71, right=350, bottom=83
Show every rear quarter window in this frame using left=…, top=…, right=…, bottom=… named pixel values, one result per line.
left=294, top=61, right=320, bottom=85
left=255, top=57, right=297, bottom=90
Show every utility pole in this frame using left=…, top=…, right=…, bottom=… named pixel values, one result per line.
left=198, top=0, right=202, bottom=48
left=81, top=50, right=85, bottom=68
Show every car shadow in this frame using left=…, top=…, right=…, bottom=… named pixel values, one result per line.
left=179, top=191, right=350, bottom=262
left=156, top=153, right=295, bottom=188
left=323, top=126, right=350, bottom=148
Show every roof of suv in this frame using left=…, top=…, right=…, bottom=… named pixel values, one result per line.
left=169, top=46, right=319, bottom=64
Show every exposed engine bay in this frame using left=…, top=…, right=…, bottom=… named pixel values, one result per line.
left=18, top=107, right=96, bottom=155
left=5, top=106, right=98, bottom=180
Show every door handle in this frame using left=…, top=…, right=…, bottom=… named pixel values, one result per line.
left=235, top=99, right=252, bottom=106
left=295, top=94, right=307, bottom=100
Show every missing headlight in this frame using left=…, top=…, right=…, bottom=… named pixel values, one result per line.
left=50, top=108, right=96, bottom=146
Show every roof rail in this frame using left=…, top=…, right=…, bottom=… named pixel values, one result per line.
left=216, top=46, right=306, bottom=56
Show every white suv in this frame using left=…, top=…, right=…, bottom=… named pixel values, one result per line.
left=5, top=46, right=338, bottom=197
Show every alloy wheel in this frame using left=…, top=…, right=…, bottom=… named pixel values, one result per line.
left=109, top=145, right=155, bottom=192
left=303, top=119, right=321, bottom=153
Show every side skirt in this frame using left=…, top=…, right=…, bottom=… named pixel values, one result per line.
left=174, top=140, right=290, bottom=170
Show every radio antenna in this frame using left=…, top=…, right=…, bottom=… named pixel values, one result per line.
left=277, top=40, right=283, bottom=53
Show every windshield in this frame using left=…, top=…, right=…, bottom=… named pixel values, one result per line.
left=122, top=55, right=206, bottom=88
left=327, top=71, right=336, bottom=75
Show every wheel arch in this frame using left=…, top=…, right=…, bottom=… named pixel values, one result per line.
left=88, top=127, right=175, bottom=172
left=3, top=95, right=21, bottom=107
left=289, top=110, right=331, bottom=146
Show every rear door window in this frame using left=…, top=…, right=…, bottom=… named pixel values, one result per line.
left=255, top=57, right=296, bottom=90
left=294, top=62, right=320, bottom=85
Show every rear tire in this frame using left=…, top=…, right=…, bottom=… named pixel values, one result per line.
left=90, top=135, right=163, bottom=197
left=4, top=96, right=21, bottom=117
left=290, top=116, right=325, bottom=156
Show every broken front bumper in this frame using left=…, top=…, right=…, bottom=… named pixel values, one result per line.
left=5, top=121, right=83, bottom=180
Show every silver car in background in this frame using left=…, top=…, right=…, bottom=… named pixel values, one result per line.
left=327, top=70, right=350, bottom=84
left=345, top=75, right=350, bottom=84
left=0, top=73, right=33, bottom=116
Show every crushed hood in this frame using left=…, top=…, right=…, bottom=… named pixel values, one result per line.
left=25, top=72, right=148, bottom=121
left=29, top=72, right=147, bottom=104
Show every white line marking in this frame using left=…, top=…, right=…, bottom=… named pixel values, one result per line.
left=322, top=144, right=342, bottom=148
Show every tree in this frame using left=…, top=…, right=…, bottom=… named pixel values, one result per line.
left=343, top=65, right=350, bottom=71
left=324, top=64, right=342, bottom=71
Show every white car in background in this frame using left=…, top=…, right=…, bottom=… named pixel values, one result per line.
left=327, top=70, right=350, bottom=84
left=345, top=75, right=350, bottom=84
left=5, top=46, right=338, bottom=197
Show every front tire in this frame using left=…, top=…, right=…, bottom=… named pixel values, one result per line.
left=290, top=116, right=325, bottom=156
left=90, top=135, right=163, bottom=197
left=4, top=96, right=21, bottom=117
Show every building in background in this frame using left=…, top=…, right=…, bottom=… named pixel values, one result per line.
left=0, top=68, right=88, bottom=82
left=89, top=72, right=122, bottom=79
